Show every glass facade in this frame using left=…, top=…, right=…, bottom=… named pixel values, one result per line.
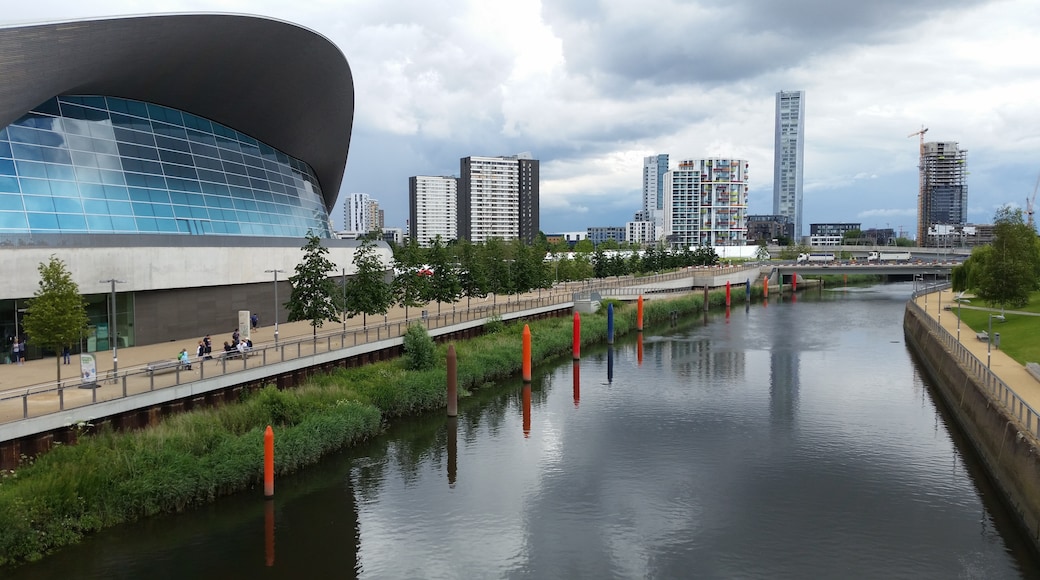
left=0, top=96, right=331, bottom=237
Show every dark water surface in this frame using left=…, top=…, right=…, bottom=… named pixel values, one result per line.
left=10, top=283, right=1039, bottom=579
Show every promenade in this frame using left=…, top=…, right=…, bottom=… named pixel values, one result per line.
left=912, top=289, right=1040, bottom=417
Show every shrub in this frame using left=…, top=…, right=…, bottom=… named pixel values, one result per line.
left=403, top=323, right=436, bottom=370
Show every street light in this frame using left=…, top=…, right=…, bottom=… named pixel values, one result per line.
left=987, top=313, right=1006, bottom=369
left=265, top=269, right=285, bottom=345
left=99, top=279, right=125, bottom=378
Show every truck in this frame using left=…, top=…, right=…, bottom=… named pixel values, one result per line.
left=867, top=251, right=912, bottom=262
left=796, top=253, right=835, bottom=264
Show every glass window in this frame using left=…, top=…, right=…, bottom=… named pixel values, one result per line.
left=52, top=197, right=81, bottom=213
left=0, top=141, right=11, bottom=159
left=110, top=216, right=137, bottom=231
left=152, top=203, right=174, bottom=217
left=56, top=214, right=87, bottom=231
left=151, top=123, right=187, bottom=140
left=27, top=212, right=60, bottom=229
left=134, top=217, right=158, bottom=232
left=132, top=202, right=154, bottom=216
left=172, top=205, right=193, bottom=218
left=19, top=178, right=51, bottom=195
left=155, top=218, right=178, bottom=232
left=11, top=143, right=44, bottom=161
left=100, top=170, right=125, bottom=185
left=0, top=194, right=24, bottom=210
left=16, top=161, right=47, bottom=178
left=95, top=154, right=122, bottom=171
left=158, top=149, right=193, bottom=166
left=49, top=181, right=80, bottom=197
left=40, top=147, right=72, bottom=165
left=0, top=211, right=28, bottom=229
left=155, top=135, right=190, bottom=153
left=106, top=201, right=133, bottom=216
left=103, top=185, right=129, bottom=200
left=86, top=214, right=113, bottom=230
left=148, top=189, right=171, bottom=203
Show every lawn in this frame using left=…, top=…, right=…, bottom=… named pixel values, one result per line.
left=953, top=291, right=1040, bottom=365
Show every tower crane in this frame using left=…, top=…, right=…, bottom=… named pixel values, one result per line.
left=1028, top=172, right=1039, bottom=230
left=908, top=127, right=928, bottom=245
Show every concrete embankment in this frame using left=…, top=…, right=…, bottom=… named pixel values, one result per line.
left=903, top=305, right=1040, bottom=548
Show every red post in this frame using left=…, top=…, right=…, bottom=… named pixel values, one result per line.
left=725, top=281, right=731, bottom=306
left=447, top=344, right=457, bottom=417
left=792, top=272, right=798, bottom=292
left=522, top=384, right=532, bottom=438
left=572, top=312, right=581, bottom=360
left=636, top=295, right=644, bottom=331
left=522, top=324, right=532, bottom=382
left=763, top=277, right=769, bottom=298
left=572, top=361, right=580, bottom=407
left=264, top=425, right=274, bottom=498
left=637, top=332, right=643, bottom=366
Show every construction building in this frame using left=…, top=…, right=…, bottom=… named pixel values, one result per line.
left=917, top=141, right=968, bottom=246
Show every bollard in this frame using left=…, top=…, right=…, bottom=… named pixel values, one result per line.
left=522, top=384, right=532, bottom=438
left=726, top=280, right=731, bottom=306
left=447, top=344, right=458, bottom=417
left=792, top=272, right=798, bottom=291
left=764, top=277, right=769, bottom=298
left=573, top=361, right=580, bottom=407
left=637, top=295, right=644, bottom=331
left=607, top=303, right=614, bottom=344
left=573, top=311, right=581, bottom=360
left=264, top=425, right=274, bottom=498
left=522, top=324, right=532, bottom=382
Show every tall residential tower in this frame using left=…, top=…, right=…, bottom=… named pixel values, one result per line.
left=458, top=153, right=539, bottom=244
left=642, top=154, right=669, bottom=233
left=773, top=90, right=805, bottom=239
left=409, top=175, right=458, bottom=246
left=662, top=158, right=749, bottom=249
left=918, top=141, right=967, bottom=246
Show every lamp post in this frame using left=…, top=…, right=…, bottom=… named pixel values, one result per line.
left=99, top=279, right=125, bottom=378
left=987, top=313, right=1006, bottom=369
left=265, top=269, right=285, bottom=345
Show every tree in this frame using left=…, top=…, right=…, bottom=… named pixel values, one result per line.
left=425, top=236, right=461, bottom=314
left=286, top=232, right=341, bottom=339
left=970, top=206, right=1040, bottom=310
left=455, top=240, right=489, bottom=307
left=573, top=239, right=594, bottom=253
left=345, top=237, right=393, bottom=327
left=22, top=256, right=88, bottom=382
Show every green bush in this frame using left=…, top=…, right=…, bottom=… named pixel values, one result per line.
left=403, top=323, right=436, bottom=370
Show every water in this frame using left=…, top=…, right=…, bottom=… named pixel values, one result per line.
left=9, top=283, right=1038, bottom=579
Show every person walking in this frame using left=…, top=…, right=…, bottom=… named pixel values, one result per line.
left=250, top=313, right=258, bottom=329
left=62, top=345, right=71, bottom=365
left=203, top=335, right=213, bottom=360
left=13, top=338, right=21, bottom=365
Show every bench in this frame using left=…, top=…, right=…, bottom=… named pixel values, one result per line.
left=1027, top=363, right=1040, bottom=383
left=976, top=331, right=988, bottom=342
left=146, top=359, right=189, bottom=375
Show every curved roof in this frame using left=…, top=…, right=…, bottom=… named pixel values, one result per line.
left=0, top=13, right=354, bottom=211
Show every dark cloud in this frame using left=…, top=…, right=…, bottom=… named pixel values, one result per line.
left=542, top=0, right=990, bottom=87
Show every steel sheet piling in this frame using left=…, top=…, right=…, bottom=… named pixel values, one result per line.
left=447, top=344, right=458, bottom=417
left=522, top=324, right=532, bottom=383
left=572, top=311, right=581, bottom=360
left=607, top=303, right=615, bottom=344
left=637, top=295, right=644, bottom=331
left=263, top=425, right=274, bottom=498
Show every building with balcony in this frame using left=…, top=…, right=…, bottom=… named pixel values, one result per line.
left=662, top=158, right=749, bottom=249
left=409, top=175, right=458, bottom=246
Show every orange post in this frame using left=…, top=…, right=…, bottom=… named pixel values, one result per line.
left=264, top=425, right=274, bottom=498
left=725, top=281, right=731, bottom=306
left=636, top=295, right=644, bottom=331
left=572, top=312, right=581, bottom=360
left=637, top=332, right=644, bottom=366
left=522, top=384, right=532, bottom=438
left=264, top=497, right=275, bottom=566
left=572, top=361, right=580, bottom=407
left=522, top=324, right=532, bottom=382
left=792, top=272, right=798, bottom=291
left=763, top=277, right=769, bottom=298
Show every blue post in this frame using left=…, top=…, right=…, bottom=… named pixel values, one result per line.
left=607, top=346, right=614, bottom=383
left=607, top=303, right=615, bottom=344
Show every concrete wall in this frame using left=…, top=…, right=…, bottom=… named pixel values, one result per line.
left=904, top=306, right=1040, bottom=549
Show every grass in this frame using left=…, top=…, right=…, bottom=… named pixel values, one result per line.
left=952, top=291, right=1040, bottom=365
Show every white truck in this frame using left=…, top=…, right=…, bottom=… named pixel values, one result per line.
left=796, top=253, right=835, bottom=264
left=867, top=251, right=911, bottom=262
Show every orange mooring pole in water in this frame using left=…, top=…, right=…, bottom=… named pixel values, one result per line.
left=522, top=324, right=532, bottom=382
left=764, top=277, right=769, bottom=298
left=572, top=311, right=581, bottom=360
left=264, top=425, right=274, bottom=498
left=792, top=272, right=798, bottom=292
left=637, top=295, right=644, bottom=331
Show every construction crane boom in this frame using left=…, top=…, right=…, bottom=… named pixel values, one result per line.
left=1028, top=172, right=1039, bottom=229
left=908, top=126, right=928, bottom=245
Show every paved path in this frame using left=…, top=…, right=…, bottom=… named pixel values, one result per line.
left=913, top=290, right=1040, bottom=412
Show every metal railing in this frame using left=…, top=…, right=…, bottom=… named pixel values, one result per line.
left=908, top=285, right=1040, bottom=439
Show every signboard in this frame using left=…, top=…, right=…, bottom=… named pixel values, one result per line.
left=80, top=353, right=97, bottom=385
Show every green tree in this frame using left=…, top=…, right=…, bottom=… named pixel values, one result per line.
left=286, top=232, right=341, bottom=339
left=22, top=256, right=88, bottom=382
left=425, top=236, right=461, bottom=313
left=455, top=240, right=489, bottom=307
left=402, top=323, right=436, bottom=370
left=344, top=237, right=393, bottom=327
left=573, top=239, right=594, bottom=253
left=393, top=263, right=431, bottom=320
left=970, top=206, right=1040, bottom=310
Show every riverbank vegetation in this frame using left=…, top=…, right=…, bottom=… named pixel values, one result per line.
left=0, top=288, right=760, bottom=568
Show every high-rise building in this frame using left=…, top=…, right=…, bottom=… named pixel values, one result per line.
left=773, top=90, right=805, bottom=237
left=409, top=175, right=458, bottom=246
left=344, top=192, right=371, bottom=234
left=642, top=154, right=669, bottom=232
left=918, top=141, right=967, bottom=246
left=662, top=158, right=749, bottom=248
left=458, top=153, right=539, bottom=244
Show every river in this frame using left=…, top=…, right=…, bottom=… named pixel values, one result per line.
left=8, top=282, right=1038, bottom=579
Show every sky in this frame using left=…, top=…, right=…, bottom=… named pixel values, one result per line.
left=5, top=0, right=1040, bottom=239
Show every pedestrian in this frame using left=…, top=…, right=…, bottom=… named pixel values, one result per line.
left=196, top=340, right=205, bottom=361
left=232, top=328, right=240, bottom=346
left=62, top=345, right=71, bottom=365
left=179, top=348, right=192, bottom=370
left=13, top=338, right=21, bottom=365
left=250, top=313, right=258, bottom=329
left=203, top=335, right=213, bottom=360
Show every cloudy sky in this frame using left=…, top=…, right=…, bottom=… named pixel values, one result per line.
left=6, top=0, right=1040, bottom=238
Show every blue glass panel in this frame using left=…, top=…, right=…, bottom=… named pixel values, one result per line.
left=176, top=219, right=190, bottom=233
left=190, top=206, right=209, bottom=219
left=148, top=189, right=171, bottom=203
left=158, top=148, right=192, bottom=165
left=80, top=96, right=106, bottom=109
left=99, top=170, right=125, bottom=185
left=168, top=191, right=187, bottom=205
left=0, top=141, right=11, bottom=159
left=94, top=153, right=121, bottom=171
left=186, top=129, right=217, bottom=147
left=156, top=135, right=190, bottom=153
left=61, top=103, right=108, bottom=122
left=83, top=199, right=109, bottom=214
left=0, top=127, right=6, bottom=139
left=122, top=159, right=162, bottom=174
left=87, top=122, right=117, bottom=141
left=20, top=179, right=51, bottom=195
left=75, top=166, right=102, bottom=183
left=219, top=148, right=245, bottom=165
left=11, top=143, right=44, bottom=161
left=61, top=118, right=90, bottom=136
left=110, top=216, right=137, bottom=231
left=0, top=211, right=28, bottom=229
left=56, top=214, right=87, bottom=231
left=135, top=217, right=158, bottom=232
left=85, top=215, right=113, bottom=230
left=155, top=218, right=178, bottom=232
left=105, top=97, right=129, bottom=114
left=152, top=204, right=174, bottom=217
left=40, top=147, right=72, bottom=164
left=194, top=155, right=223, bottom=171
left=7, top=126, right=42, bottom=144
left=197, top=168, right=227, bottom=184
left=226, top=173, right=249, bottom=187
left=124, top=99, right=149, bottom=118
left=103, top=185, right=129, bottom=200
left=152, top=123, right=187, bottom=140
left=16, top=161, right=47, bottom=178
left=52, top=197, right=82, bottom=213
left=124, top=172, right=149, bottom=187
left=49, top=181, right=80, bottom=197
left=131, top=202, right=154, bottom=216
left=79, top=184, right=107, bottom=199
left=172, top=205, right=193, bottom=218
left=33, top=98, right=61, bottom=116
left=110, top=112, right=152, bottom=132
left=106, top=201, right=132, bottom=216
left=27, top=212, right=60, bottom=229
left=45, top=164, right=77, bottom=181
left=128, top=187, right=150, bottom=202
left=0, top=194, right=23, bottom=210
left=167, top=178, right=201, bottom=192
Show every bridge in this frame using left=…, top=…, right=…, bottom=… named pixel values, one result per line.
left=771, top=262, right=956, bottom=279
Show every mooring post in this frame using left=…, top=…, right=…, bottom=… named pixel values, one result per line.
left=703, top=285, right=709, bottom=311
left=264, top=425, right=274, bottom=498
left=522, top=384, right=532, bottom=438
left=792, top=271, right=798, bottom=292
left=607, top=303, right=614, bottom=344
left=447, top=344, right=458, bottom=417
left=726, top=280, right=731, bottom=306
left=637, top=332, right=644, bottom=366
left=764, top=276, right=769, bottom=298
left=572, top=361, right=581, bottom=407
left=522, top=324, right=532, bottom=383
left=573, top=311, right=581, bottom=360
left=637, top=295, right=644, bottom=331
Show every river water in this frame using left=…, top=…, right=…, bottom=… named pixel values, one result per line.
left=9, top=282, right=1039, bottom=579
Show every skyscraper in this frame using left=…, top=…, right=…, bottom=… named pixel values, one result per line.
left=662, top=158, right=749, bottom=248
left=409, top=175, right=458, bottom=246
left=773, top=90, right=805, bottom=238
left=344, top=192, right=371, bottom=234
left=458, top=153, right=539, bottom=244
left=918, top=141, right=967, bottom=246
left=642, top=154, right=669, bottom=233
